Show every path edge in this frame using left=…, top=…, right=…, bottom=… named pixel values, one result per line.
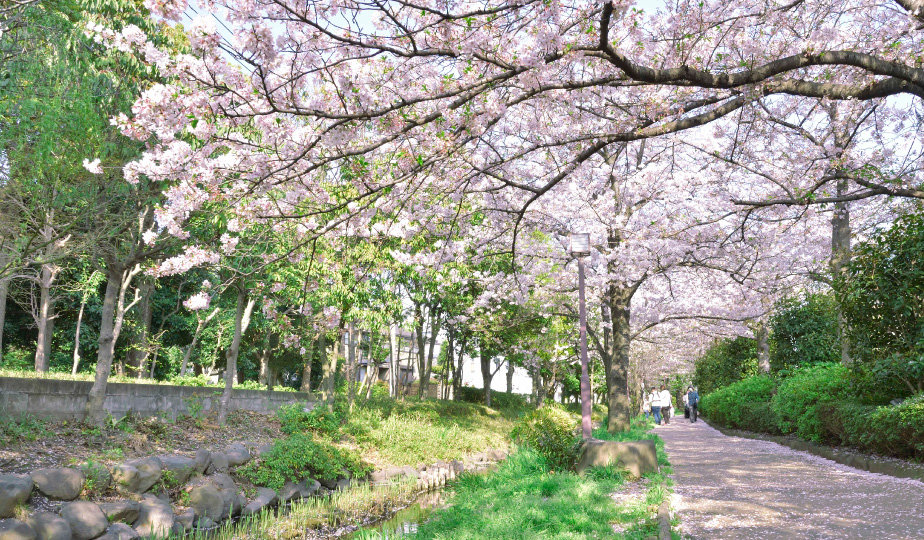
left=657, top=494, right=672, bottom=540
left=708, top=422, right=924, bottom=483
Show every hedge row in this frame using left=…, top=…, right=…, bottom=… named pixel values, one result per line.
left=700, top=363, right=924, bottom=460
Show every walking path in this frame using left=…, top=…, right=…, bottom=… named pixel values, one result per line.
left=656, top=418, right=924, bottom=540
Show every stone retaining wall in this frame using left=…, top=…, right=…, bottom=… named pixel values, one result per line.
left=0, top=377, right=316, bottom=421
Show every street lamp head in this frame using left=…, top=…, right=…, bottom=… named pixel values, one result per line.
left=570, top=232, right=590, bottom=257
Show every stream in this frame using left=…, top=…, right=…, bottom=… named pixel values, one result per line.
left=343, top=462, right=497, bottom=539
left=343, top=489, right=447, bottom=539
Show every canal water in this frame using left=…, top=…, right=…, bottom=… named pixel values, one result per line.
left=344, top=489, right=447, bottom=539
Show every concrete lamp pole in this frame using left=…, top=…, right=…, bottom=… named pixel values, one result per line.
left=570, top=233, right=593, bottom=440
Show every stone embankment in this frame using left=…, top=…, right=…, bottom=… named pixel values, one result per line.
left=0, top=443, right=508, bottom=540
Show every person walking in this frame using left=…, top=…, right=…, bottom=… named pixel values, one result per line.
left=683, top=391, right=690, bottom=419
left=659, top=385, right=673, bottom=425
left=651, top=389, right=663, bottom=425
left=687, top=386, right=700, bottom=423
left=643, top=391, right=652, bottom=420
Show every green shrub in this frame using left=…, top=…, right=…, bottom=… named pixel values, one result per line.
left=769, top=293, right=841, bottom=373
left=277, top=403, right=342, bottom=436
left=819, top=394, right=924, bottom=458
left=771, top=363, right=850, bottom=441
left=457, top=387, right=529, bottom=410
left=239, top=433, right=372, bottom=490
left=692, top=336, right=759, bottom=395
left=699, top=374, right=777, bottom=431
left=509, top=404, right=579, bottom=471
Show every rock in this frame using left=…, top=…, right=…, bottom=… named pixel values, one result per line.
left=60, top=502, right=108, bottom=540
left=29, top=469, right=85, bottom=502
left=0, top=475, right=33, bottom=519
left=317, top=476, right=339, bottom=490
left=158, top=456, right=196, bottom=486
left=486, top=449, right=507, bottom=461
left=132, top=496, right=174, bottom=539
left=278, top=479, right=319, bottom=503
left=575, top=439, right=658, bottom=479
left=109, top=466, right=140, bottom=495
left=0, top=519, right=36, bottom=540
left=24, top=513, right=72, bottom=540
left=207, top=474, right=245, bottom=519
left=204, top=453, right=228, bottom=475
left=97, top=502, right=140, bottom=525
left=94, top=523, right=139, bottom=540
left=124, top=458, right=161, bottom=494
left=400, top=466, right=418, bottom=480
left=193, top=450, right=211, bottom=475
left=193, top=517, right=216, bottom=530
left=241, top=488, right=277, bottom=516
left=334, top=478, right=351, bottom=491
left=76, top=463, right=111, bottom=496
left=254, top=444, right=274, bottom=458
left=174, top=509, right=195, bottom=532
left=187, top=485, right=223, bottom=523
left=450, top=460, right=464, bottom=475
left=224, top=444, right=251, bottom=467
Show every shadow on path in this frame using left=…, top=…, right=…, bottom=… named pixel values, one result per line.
left=657, top=419, right=924, bottom=540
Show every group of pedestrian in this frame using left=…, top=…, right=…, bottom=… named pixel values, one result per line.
left=642, top=385, right=699, bottom=425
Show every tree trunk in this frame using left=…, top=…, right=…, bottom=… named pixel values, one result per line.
left=320, top=329, right=339, bottom=406
left=388, top=324, right=398, bottom=397
left=129, top=279, right=154, bottom=378
left=453, top=333, right=466, bottom=400
left=347, top=322, right=358, bottom=410
left=605, top=287, right=633, bottom=433
left=535, top=368, right=546, bottom=406
left=423, top=308, right=441, bottom=399
left=84, top=265, right=124, bottom=425
left=71, top=298, right=86, bottom=375
left=218, top=289, right=255, bottom=425
left=831, top=178, right=852, bottom=366
left=180, top=306, right=219, bottom=377
left=756, top=322, right=771, bottom=373
left=506, top=361, right=514, bottom=394
left=414, top=301, right=427, bottom=399
left=258, top=333, right=272, bottom=387
left=480, top=349, right=493, bottom=407
left=300, top=336, right=315, bottom=392
left=0, top=276, right=8, bottom=364
left=34, top=264, right=58, bottom=372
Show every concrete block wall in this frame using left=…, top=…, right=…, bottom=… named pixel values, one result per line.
left=0, top=376, right=316, bottom=421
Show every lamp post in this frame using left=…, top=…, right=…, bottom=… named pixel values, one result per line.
left=570, top=233, right=592, bottom=440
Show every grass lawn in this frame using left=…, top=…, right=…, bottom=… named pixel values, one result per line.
left=340, top=395, right=524, bottom=468
left=397, top=417, right=675, bottom=540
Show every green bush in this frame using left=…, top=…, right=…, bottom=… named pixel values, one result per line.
left=457, top=387, right=529, bottom=410
left=769, top=293, right=841, bottom=373
left=692, top=336, right=759, bottom=395
left=509, top=404, right=579, bottom=471
left=699, top=375, right=777, bottom=431
left=771, top=363, right=850, bottom=441
left=277, top=403, right=342, bottom=436
left=819, top=395, right=924, bottom=458
left=239, top=433, right=371, bottom=490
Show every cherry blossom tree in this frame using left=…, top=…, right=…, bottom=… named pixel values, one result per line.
left=92, top=0, right=924, bottom=429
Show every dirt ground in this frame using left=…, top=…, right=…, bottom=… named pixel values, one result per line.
left=0, top=410, right=283, bottom=476
left=657, top=419, right=924, bottom=540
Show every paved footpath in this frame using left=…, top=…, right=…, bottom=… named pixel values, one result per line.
left=656, top=418, right=924, bottom=540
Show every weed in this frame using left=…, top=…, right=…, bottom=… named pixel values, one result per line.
left=0, top=415, right=50, bottom=445
left=183, top=395, right=206, bottom=420
left=239, top=433, right=372, bottom=491
left=81, top=459, right=111, bottom=497
left=102, top=446, right=125, bottom=461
